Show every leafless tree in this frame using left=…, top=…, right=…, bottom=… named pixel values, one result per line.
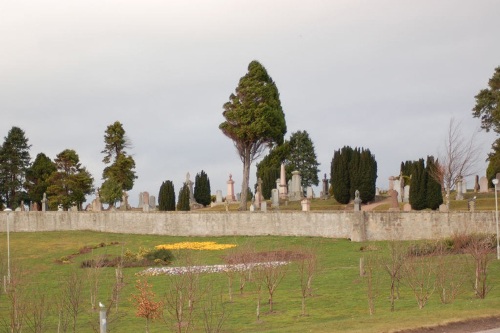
left=3, top=265, right=28, bottom=333
left=261, top=251, right=289, bottom=313
left=25, top=288, right=51, bottom=333
left=435, top=247, right=467, bottom=304
left=435, top=118, right=480, bottom=205
left=364, top=254, right=379, bottom=315
left=381, top=240, right=406, bottom=312
left=401, top=253, right=436, bottom=309
left=296, top=247, right=317, bottom=316
left=86, top=255, right=105, bottom=311
left=200, top=281, right=229, bottom=333
left=465, top=235, right=494, bottom=299
left=57, top=270, right=84, bottom=333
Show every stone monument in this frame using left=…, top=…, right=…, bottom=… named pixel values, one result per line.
left=288, top=170, right=303, bottom=201
left=479, top=176, right=488, bottom=193
left=389, top=190, right=400, bottom=211
left=226, top=174, right=236, bottom=202
left=215, top=190, right=223, bottom=204
left=353, top=190, right=361, bottom=212
left=455, top=176, right=464, bottom=200
left=271, top=189, right=279, bottom=208
left=321, top=174, right=329, bottom=199
left=42, top=192, right=48, bottom=212
left=301, top=198, right=310, bottom=212
left=279, top=163, right=288, bottom=199
left=474, top=175, right=480, bottom=192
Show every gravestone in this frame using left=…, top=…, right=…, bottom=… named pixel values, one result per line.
left=321, top=174, right=329, bottom=199
left=474, top=175, right=480, bottom=192
left=249, top=203, right=255, bottom=212
left=261, top=201, right=267, bottom=212
left=216, top=190, right=223, bottom=204
left=149, top=196, right=156, bottom=210
left=479, top=176, right=488, bottom=193
left=42, top=193, right=48, bottom=212
left=393, top=179, right=402, bottom=202
left=254, top=178, right=263, bottom=209
left=271, top=189, right=279, bottom=208
left=439, top=203, right=448, bottom=212
left=403, top=203, right=412, bottom=212
left=186, top=172, right=196, bottom=204
left=288, top=171, right=303, bottom=201
left=138, top=192, right=144, bottom=208
left=456, top=177, right=464, bottom=200
left=306, top=186, right=313, bottom=199
left=226, top=174, right=236, bottom=202
left=462, top=179, right=467, bottom=195
left=468, top=197, right=476, bottom=212
left=279, top=163, right=288, bottom=199
left=142, top=192, right=150, bottom=210
left=353, top=190, right=361, bottom=211
left=33, top=202, right=39, bottom=211
left=389, top=190, right=399, bottom=211
left=388, top=176, right=395, bottom=191
left=375, top=187, right=380, bottom=196
left=301, top=198, right=310, bottom=212
left=403, top=185, right=410, bottom=203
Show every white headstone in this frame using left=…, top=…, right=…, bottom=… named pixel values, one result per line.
left=216, top=190, right=223, bottom=203
left=393, top=179, right=401, bottom=202
left=306, top=186, right=313, bottom=199
left=403, top=185, right=410, bottom=203
left=271, top=189, right=279, bottom=208
left=261, top=201, right=267, bottom=212
left=479, top=176, right=488, bottom=193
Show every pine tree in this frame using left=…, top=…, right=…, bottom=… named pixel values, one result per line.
left=177, top=182, right=190, bottom=211
left=349, top=148, right=361, bottom=199
left=25, top=152, right=56, bottom=209
left=409, top=159, right=427, bottom=210
left=358, top=148, right=377, bottom=203
left=194, top=170, right=211, bottom=207
left=287, top=130, right=320, bottom=189
left=426, top=156, right=443, bottom=210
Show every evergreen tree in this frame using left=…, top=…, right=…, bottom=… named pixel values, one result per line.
left=177, top=182, right=190, bottom=211
left=256, top=143, right=290, bottom=199
left=101, top=121, right=137, bottom=206
left=409, top=159, right=427, bottom=210
left=25, top=153, right=56, bottom=209
left=220, top=61, right=287, bottom=210
left=158, top=180, right=176, bottom=211
left=348, top=147, right=361, bottom=199
left=0, top=126, right=31, bottom=209
left=331, top=146, right=352, bottom=204
left=46, top=149, right=94, bottom=210
left=287, top=130, right=320, bottom=189
left=358, top=148, right=377, bottom=203
left=426, top=156, right=443, bottom=210
left=194, top=170, right=211, bottom=206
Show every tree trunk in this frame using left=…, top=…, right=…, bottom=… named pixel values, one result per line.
left=239, top=151, right=251, bottom=211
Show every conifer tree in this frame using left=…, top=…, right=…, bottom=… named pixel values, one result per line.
left=256, top=143, right=290, bottom=199
left=358, top=148, right=377, bottom=203
left=426, top=156, right=443, bottom=210
left=409, top=159, right=427, bottom=210
left=331, top=146, right=352, bottom=204
left=158, top=181, right=176, bottom=211
left=177, top=182, right=190, bottom=211
left=287, top=130, right=320, bottom=189
left=194, top=170, right=211, bottom=207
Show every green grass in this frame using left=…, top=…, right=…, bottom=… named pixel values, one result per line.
left=1, top=231, right=500, bottom=332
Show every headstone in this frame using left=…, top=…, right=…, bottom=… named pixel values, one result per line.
left=143, top=204, right=150, bottom=212
left=474, top=175, right=480, bottom=192
left=20, top=200, right=25, bottom=211
left=389, top=190, right=399, bottom=211
left=403, top=185, right=410, bottom=203
left=403, top=203, right=412, bottom=212
left=271, top=189, right=279, bottom=208
left=375, top=187, right=380, bottom=196
left=93, top=190, right=102, bottom=212
left=388, top=176, right=395, bottom=191
left=186, top=172, right=196, bottom=204
left=321, top=174, right=329, bottom=199
left=353, top=190, right=361, bottom=211
left=455, top=176, right=464, bottom=200
left=468, top=197, right=476, bottom=212
left=70, top=204, right=78, bottom=212
left=149, top=196, right=156, bottom=210
left=301, top=198, right=310, bottom=212
left=33, top=202, right=39, bottom=211
left=42, top=193, right=48, bottom=212
left=142, top=192, right=150, bottom=209
left=288, top=170, right=303, bottom=201
left=261, top=201, right=267, bottom=212
left=279, top=163, right=288, bottom=199
left=479, top=176, right=488, bottom=193
left=254, top=178, right=263, bottom=209
left=249, top=204, right=255, bottom=212
left=462, top=179, right=467, bottom=195
left=439, top=203, right=449, bottom=212
left=138, top=192, right=144, bottom=208
left=216, top=190, right=223, bottom=204
left=306, top=186, right=313, bottom=199
left=120, top=191, right=129, bottom=211
left=393, top=179, right=401, bottom=202
left=226, top=174, right=236, bottom=202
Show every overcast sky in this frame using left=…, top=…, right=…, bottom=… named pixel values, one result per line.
left=1, top=1, right=499, bottom=207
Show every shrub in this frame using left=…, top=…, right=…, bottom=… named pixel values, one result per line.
left=144, top=248, right=174, bottom=264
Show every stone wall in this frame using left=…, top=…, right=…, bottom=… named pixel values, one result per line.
left=0, top=211, right=496, bottom=241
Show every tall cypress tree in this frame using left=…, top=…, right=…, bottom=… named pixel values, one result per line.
left=409, top=159, right=427, bottom=210
left=349, top=148, right=361, bottom=199
left=158, top=181, right=176, bottom=211
left=426, top=156, right=443, bottom=210
left=359, top=148, right=377, bottom=203
left=177, top=182, right=190, bottom=211
left=194, top=170, right=211, bottom=206
left=331, top=146, right=352, bottom=204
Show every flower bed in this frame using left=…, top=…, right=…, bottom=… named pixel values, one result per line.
left=137, top=261, right=290, bottom=276
left=155, top=241, right=237, bottom=251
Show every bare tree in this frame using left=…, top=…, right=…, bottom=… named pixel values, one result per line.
left=401, top=253, right=436, bottom=309
left=61, top=270, right=84, bottom=333
left=364, top=254, right=379, bottom=315
left=261, top=252, right=289, bottom=313
left=296, top=247, right=317, bottom=316
left=200, top=281, right=229, bottom=333
left=381, top=240, right=406, bottom=312
left=435, top=118, right=480, bottom=206
left=435, top=247, right=467, bottom=304
left=465, top=235, right=494, bottom=299
left=86, top=255, right=105, bottom=311
left=3, top=265, right=28, bottom=333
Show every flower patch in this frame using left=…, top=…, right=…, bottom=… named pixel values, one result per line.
left=155, top=241, right=237, bottom=251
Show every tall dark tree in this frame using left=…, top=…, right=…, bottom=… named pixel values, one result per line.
left=358, top=148, right=378, bottom=203
left=25, top=153, right=56, bottom=209
left=472, top=66, right=500, bottom=134
left=287, top=130, right=320, bottom=190
left=220, top=60, right=287, bottom=210
left=176, top=182, right=190, bottom=211
left=487, top=138, right=500, bottom=185
left=409, top=159, right=427, bottom=211
left=348, top=148, right=361, bottom=200
left=330, top=146, right=352, bottom=204
left=0, top=126, right=31, bottom=209
left=101, top=121, right=137, bottom=206
left=46, top=149, right=94, bottom=210
left=426, top=156, right=443, bottom=210
left=158, top=180, right=175, bottom=211
left=256, top=143, right=290, bottom=199
left=194, top=170, right=211, bottom=207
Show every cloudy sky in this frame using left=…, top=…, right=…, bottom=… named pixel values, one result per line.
left=1, top=0, right=499, bottom=206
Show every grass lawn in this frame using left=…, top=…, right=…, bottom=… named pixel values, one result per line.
left=1, top=231, right=500, bottom=332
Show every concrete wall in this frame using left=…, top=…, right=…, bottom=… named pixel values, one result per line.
left=0, top=211, right=496, bottom=241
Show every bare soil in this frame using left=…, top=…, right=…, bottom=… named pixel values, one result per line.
left=396, top=315, right=500, bottom=333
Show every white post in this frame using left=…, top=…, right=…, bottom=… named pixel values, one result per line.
left=99, top=302, right=107, bottom=333
left=4, top=208, right=12, bottom=284
left=493, top=179, right=499, bottom=260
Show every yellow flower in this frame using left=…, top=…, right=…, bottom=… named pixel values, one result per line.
left=155, top=242, right=237, bottom=251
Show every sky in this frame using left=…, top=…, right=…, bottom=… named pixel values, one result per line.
left=1, top=0, right=500, bottom=207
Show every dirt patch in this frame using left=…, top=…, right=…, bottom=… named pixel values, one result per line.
left=396, top=315, right=500, bottom=333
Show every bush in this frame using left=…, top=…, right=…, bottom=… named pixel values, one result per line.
left=144, top=248, right=174, bottom=263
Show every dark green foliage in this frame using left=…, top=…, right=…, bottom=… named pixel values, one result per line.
left=331, top=146, right=377, bottom=204
left=220, top=60, right=287, bottom=209
left=0, top=126, right=31, bottom=209
left=287, top=130, right=320, bottom=189
left=330, top=147, right=352, bottom=204
left=176, top=182, right=191, bottom=211
left=400, top=160, right=414, bottom=186
left=144, top=248, right=174, bottom=263
left=25, top=153, right=56, bottom=209
left=256, top=143, right=290, bottom=199
left=101, top=121, right=137, bottom=206
left=409, top=159, right=427, bottom=210
left=194, top=170, right=211, bottom=206
left=486, top=138, right=500, bottom=186
left=472, top=66, right=500, bottom=134
left=158, top=180, right=176, bottom=211
left=46, top=149, right=94, bottom=210
left=426, top=156, right=443, bottom=210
